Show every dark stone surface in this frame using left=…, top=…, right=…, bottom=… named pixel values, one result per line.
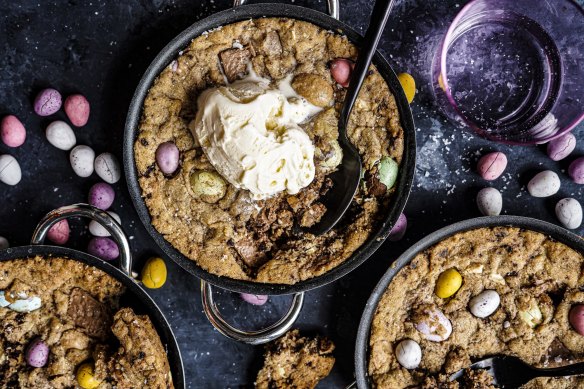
left=0, top=0, right=582, bottom=388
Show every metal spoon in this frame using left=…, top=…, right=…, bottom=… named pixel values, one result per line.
left=310, top=0, right=397, bottom=235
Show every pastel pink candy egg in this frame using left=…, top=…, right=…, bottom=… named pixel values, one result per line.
left=569, top=157, right=584, bottom=184
left=64, top=94, right=90, bottom=127
left=47, top=219, right=70, bottom=245
left=477, top=152, right=507, bottom=181
left=569, top=304, right=584, bottom=336
left=240, top=293, right=268, bottom=306
left=388, top=213, right=407, bottom=241
left=330, top=58, right=355, bottom=87
left=1, top=115, right=26, bottom=147
left=547, top=132, right=576, bottom=161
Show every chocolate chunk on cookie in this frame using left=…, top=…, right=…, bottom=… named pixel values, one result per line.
left=219, top=47, right=252, bottom=82
left=67, top=288, right=112, bottom=340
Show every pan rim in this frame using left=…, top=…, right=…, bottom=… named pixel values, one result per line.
left=354, top=215, right=584, bottom=388
left=0, top=245, right=185, bottom=389
left=123, top=2, right=416, bottom=295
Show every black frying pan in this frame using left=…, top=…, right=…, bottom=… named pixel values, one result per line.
left=0, top=204, right=185, bottom=388
left=354, top=216, right=584, bottom=388
left=123, top=1, right=416, bottom=297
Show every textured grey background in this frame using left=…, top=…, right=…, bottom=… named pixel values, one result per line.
left=0, top=0, right=582, bottom=387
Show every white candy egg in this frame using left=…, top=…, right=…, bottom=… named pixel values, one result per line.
left=94, top=152, right=121, bottom=184
left=469, top=290, right=500, bottom=318
left=70, top=145, right=95, bottom=177
left=476, top=187, right=502, bottom=216
left=0, top=154, right=22, bottom=185
left=88, top=211, right=121, bottom=237
left=555, top=198, right=583, bottom=230
left=46, top=120, right=76, bottom=150
left=0, top=291, right=10, bottom=307
left=527, top=170, right=560, bottom=198
left=0, top=236, right=8, bottom=250
left=414, top=307, right=452, bottom=342
left=395, top=339, right=422, bottom=369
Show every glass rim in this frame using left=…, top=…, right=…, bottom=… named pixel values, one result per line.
left=439, top=0, right=584, bottom=145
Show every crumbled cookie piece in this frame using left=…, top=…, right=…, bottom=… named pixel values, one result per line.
left=262, top=31, right=282, bottom=55
left=255, top=329, right=335, bottom=389
left=109, top=308, right=173, bottom=389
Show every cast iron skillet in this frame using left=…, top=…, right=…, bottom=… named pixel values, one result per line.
left=0, top=204, right=185, bottom=388
left=354, top=216, right=584, bottom=388
left=123, top=0, right=415, bottom=343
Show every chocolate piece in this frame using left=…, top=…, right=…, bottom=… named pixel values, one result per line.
left=262, top=31, right=282, bottom=55
left=219, top=47, right=251, bottom=82
left=67, top=288, right=112, bottom=340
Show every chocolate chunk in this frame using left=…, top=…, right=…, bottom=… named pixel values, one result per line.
left=262, top=31, right=282, bottom=55
left=365, top=168, right=387, bottom=197
left=219, top=47, right=251, bottom=82
left=234, top=235, right=267, bottom=268
left=67, top=288, right=112, bottom=341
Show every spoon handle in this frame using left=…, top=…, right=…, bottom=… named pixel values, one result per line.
left=340, top=0, right=396, bottom=131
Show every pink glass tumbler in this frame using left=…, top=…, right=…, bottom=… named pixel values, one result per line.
left=432, top=0, right=584, bottom=144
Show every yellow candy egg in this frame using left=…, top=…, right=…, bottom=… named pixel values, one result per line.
left=398, top=72, right=416, bottom=104
left=435, top=268, right=462, bottom=298
left=76, top=362, right=101, bottom=389
left=141, top=257, right=167, bottom=289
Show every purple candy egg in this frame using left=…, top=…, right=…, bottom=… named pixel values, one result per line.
left=87, top=237, right=119, bottom=261
left=156, top=141, right=180, bottom=175
left=388, top=213, right=407, bottom=241
left=240, top=293, right=268, bottom=306
left=25, top=338, right=49, bottom=367
left=547, top=132, right=576, bottom=161
left=88, top=182, right=115, bottom=210
left=569, top=157, right=584, bottom=184
left=34, top=88, right=62, bottom=116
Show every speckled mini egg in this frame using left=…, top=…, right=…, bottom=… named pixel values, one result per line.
left=477, top=152, right=507, bottom=181
left=34, top=88, right=62, bottom=116
left=88, top=211, right=121, bottom=237
left=64, top=94, right=90, bottom=127
left=47, top=219, right=70, bottom=245
left=395, top=339, right=422, bottom=369
left=555, top=198, right=583, bottom=230
left=469, top=290, right=500, bottom=318
left=476, top=187, right=502, bottom=216
left=240, top=293, right=268, bottom=306
left=88, top=182, right=115, bottom=210
left=156, top=141, right=180, bottom=175
left=94, top=152, right=121, bottom=184
left=0, top=154, right=22, bottom=186
left=569, top=305, right=584, bottom=336
left=25, top=338, right=49, bottom=368
left=46, top=120, right=76, bottom=150
left=414, top=306, right=452, bottom=342
left=1, top=115, right=26, bottom=147
left=527, top=170, right=560, bottom=197
left=70, top=145, right=95, bottom=178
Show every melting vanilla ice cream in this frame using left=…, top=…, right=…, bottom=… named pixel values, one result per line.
left=192, top=70, right=321, bottom=199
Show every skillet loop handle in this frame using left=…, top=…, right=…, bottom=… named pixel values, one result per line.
left=233, top=0, right=340, bottom=20
left=31, top=203, right=132, bottom=277
left=201, top=280, right=304, bottom=345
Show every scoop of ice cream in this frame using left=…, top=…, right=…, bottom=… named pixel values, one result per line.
left=192, top=71, right=321, bottom=199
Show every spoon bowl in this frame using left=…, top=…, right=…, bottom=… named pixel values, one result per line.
left=310, top=0, right=397, bottom=235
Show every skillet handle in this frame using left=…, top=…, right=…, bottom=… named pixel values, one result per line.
left=201, top=280, right=304, bottom=345
left=233, top=0, right=340, bottom=20
left=30, top=203, right=132, bottom=277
